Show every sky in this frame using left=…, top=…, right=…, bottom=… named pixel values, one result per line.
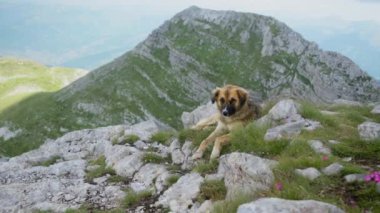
left=1, top=0, right=379, bottom=79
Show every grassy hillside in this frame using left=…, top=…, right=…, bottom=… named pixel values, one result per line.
left=0, top=57, right=87, bottom=112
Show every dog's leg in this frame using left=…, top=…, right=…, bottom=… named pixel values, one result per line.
left=210, top=134, right=230, bottom=160
left=191, top=114, right=218, bottom=130
left=191, top=122, right=226, bottom=160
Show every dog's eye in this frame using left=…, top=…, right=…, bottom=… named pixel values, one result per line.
left=230, top=98, right=236, bottom=104
left=220, top=98, right=225, bottom=103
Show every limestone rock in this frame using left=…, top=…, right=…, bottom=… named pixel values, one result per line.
left=130, top=163, right=168, bottom=192
left=217, top=152, right=277, bottom=199
left=371, top=105, right=380, bottom=114
left=358, top=121, right=380, bottom=140
left=295, top=167, right=321, bottom=180
left=322, top=163, right=343, bottom=176
left=237, top=198, right=344, bottom=213
left=308, top=140, right=331, bottom=155
left=344, top=174, right=366, bottom=183
left=181, top=102, right=217, bottom=128
left=333, top=99, right=363, bottom=107
left=156, top=173, right=204, bottom=213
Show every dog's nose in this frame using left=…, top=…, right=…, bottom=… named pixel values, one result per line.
left=222, top=109, right=229, bottom=116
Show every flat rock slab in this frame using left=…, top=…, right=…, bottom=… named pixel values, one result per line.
left=237, top=198, right=344, bottom=213
left=217, top=152, right=277, bottom=199
left=155, top=173, right=204, bottom=213
left=308, top=140, right=331, bottom=155
left=372, top=105, right=380, bottom=114
left=358, top=121, right=380, bottom=141
left=322, top=163, right=343, bottom=176
left=295, top=167, right=321, bottom=181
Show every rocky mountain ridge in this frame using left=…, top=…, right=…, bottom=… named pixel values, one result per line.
left=1, top=99, right=379, bottom=212
left=0, top=6, right=379, bottom=157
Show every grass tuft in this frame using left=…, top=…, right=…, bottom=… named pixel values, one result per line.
left=193, top=159, right=219, bottom=175
left=198, top=179, right=227, bottom=202
left=165, top=175, right=180, bottom=187
left=142, top=152, right=170, bottom=164
left=150, top=131, right=174, bottom=145
left=123, top=190, right=152, bottom=208
left=32, top=156, right=60, bottom=167
left=86, top=155, right=116, bottom=182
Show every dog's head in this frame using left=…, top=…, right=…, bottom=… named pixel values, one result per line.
left=211, top=85, right=248, bottom=117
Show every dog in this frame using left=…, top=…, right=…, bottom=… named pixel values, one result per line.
left=191, top=84, right=260, bottom=160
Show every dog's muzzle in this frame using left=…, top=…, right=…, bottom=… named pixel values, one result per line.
left=222, top=106, right=235, bottom=117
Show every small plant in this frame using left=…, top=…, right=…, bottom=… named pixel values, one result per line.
left=32, top=156, right=61, bottom=167
left=365, top=171, right=380, bottom=183
left=123, top=190, right=152, bottom=208
left=107, top=175, right=128, bottom=183
left=142, top=152, right=169, bottom=164
left=178, top=128, right=214, bottom=146
left=193, top=159, right=218, bottom=175
left=122, top=134, right=140, bottom=144
left=86, top=155, right=116, bottom=182
left=199, top=179, right=227, bottom=201
left=150, top=131, right=174, bottom=145
left=211, top=194, right=252, bottom=213
left=165, top=175, right=180, bottom=186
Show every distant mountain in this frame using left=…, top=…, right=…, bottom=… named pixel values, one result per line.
left=0, top=6, right=379, bottom=156
left=0, top=57, right=87, bottom=112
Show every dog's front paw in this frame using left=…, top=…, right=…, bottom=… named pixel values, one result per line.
left=210, top=149, right=221, bottom=160
left=191, top=150, right=204, bottom=160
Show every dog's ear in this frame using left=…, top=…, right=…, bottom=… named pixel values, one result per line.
left=211, top=87, right=220, bottom=104
left=236, top=88, right=248, bottom=107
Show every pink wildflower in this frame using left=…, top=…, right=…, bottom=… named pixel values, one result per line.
left=322, top=156, right=328, bottom=161
left=275, top=182, right=283, bottom=191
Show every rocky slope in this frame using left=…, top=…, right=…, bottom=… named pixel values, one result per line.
left=1, top=99, right=379, bottom=212
left=0, top=6, right=379, bottom=156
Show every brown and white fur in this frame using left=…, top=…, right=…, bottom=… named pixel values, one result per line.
left=191, top=84, right=260, bottom=160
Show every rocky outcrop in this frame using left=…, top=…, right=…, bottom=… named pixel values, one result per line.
left=237, top=198, right=344, bottom=213
left=181, top=102, right=217, bottom=128
left=217, top=152, right=277, bottom=199
left=358, top=121, right=380, bottom=140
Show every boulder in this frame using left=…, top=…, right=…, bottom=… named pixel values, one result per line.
left=181, top=102, right=217, bottom=128
left=155, top=173, right=204, bottom=213
left=358, top=121, right=380, bottom=140
left=130, top=163, right=168, bottom=192
left=322, top=163, right=343, bottom=176
left=295, top=167, right=321, bottom=180
left=372, top=104, right=380, bottom=114
left=307, top=140, right=331, bottom=155
left=237, top=198, right=344, bottom=213
left=333, top=99, right=363, bottom=107
left=217, top=152, right=277, bottom=199
left=344, top=174, right=366, bottom=183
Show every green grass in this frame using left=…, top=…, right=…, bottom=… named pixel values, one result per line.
left=300, top=102, right=338, bottom=128
left=32, top=156, right=60, bottom=167
left=86, top=155, right=116, bottom=182
left=227, top=123, right=289, bottom=157
left=211, top=194, right=252, bottom=213
left=150, top=131, right=174, bottom=145
left=193, top=159, right=219, bottom=175
left=178, top=128, right=214, bottom=146
left=123, top=190, right=152, bottom=208
left=118, top=134, right=140, bottom=145
left=165, top=175, right=180, bottom=186
left=142, top=152, right=170, bottom=164
left=198, top=179, right=227, bottom=202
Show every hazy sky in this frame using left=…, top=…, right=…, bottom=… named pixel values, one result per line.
left=2, top=0, right=380, bottom=78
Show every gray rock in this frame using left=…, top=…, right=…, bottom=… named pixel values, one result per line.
left=130, top=163, right=168, bottom=192
left=170, top=139, right=185, bottom=165
left=124, top=119, right=173, bottom=141
left=196, top=200, right=213, bottom=213
left=181, top=102, right=218, bottom=128
left=322, top=163, right=344, bottom=176
left=295, top=167, right=321, bottom=180
left=358, top=121, right=380, bottom=140
left=328, top=140, right=341, bottom=145
left=342, top=157, right=352, bottom=162
left=308, top=140, right=331, bottom=155
left=267, top=99, right=300, bottom=121
left=205, top=173, right=224, bottom=181
left=321, top=110, right=339, bottom=115
left=217, top=152, right=277, bottom=199
left=181, top=141, right=195, bottom=170
left=372, top=105, right=380, bottom=114
left=237, top=198, right=344, bottom=213
left=344, top=174, right=366, bottom=183
left=0, top=126, right=22, bottom=141
left=133, top=140, right=149, bottom=150
left=156, top=173, right=204, bottom=213
left=264, top=120, right=305, bottom=141
left=333, top=99, right=363, bottom=107
left=112, top=152, right=143, bottom=178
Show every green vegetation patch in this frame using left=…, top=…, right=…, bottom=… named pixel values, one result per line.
left=142, top=152, right=170, bottom=164
left=198, top=179, right=227, bottom=202
left=193, top=159, right=219, bottom=175
left=165, top=175, right=180, bottom=187
left=150, top=131, right=174, bottom=145
left=86, top=155, right=116, bottom=183
left=123, top=190, right=153, bottom=208
left=32, top=156, right=60, bottom=167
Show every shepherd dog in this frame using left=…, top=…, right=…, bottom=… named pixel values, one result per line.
left=191, top=84, right=260, bottom=160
